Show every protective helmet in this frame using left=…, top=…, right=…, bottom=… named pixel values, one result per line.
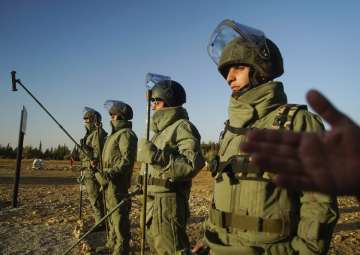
left=208, top=19, right=283, bottom=85
left=151, top=79, right=186, bottom=107
left=104, top=100, right=133, bottom=120
left=83, top=107, right=101, bottom=122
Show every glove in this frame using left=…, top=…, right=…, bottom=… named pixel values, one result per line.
left=208, top=155, right=220, bottom=177
left=137, top=138, right=174, bottom=165
left=191, top=240, right=210, bottom=254
left=77, top=174, right=85, bottom=184
left=95, top=172, right=108, bottom=188
left=137, top=138, right=158, bottom=164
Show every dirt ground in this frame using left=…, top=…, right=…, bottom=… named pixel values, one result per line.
left=1, top=159, right=360, bottom=255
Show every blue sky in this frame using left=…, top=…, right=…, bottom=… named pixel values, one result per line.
left=1, top=0, right=360, bottom=149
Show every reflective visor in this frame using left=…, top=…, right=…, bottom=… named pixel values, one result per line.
left=104, top=100, right=125, bottom=114
left=207, top=19, right=269, bottom=65
left=145, top=72, right=171, bottom=89
left=83, top=106, right=97, bottom=120
left=83, top=106, right=97, bottom=115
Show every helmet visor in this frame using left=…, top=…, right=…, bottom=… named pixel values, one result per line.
left=83, top=106, right=96, bottom=114
left=83, top=106, right=97, bottom=120
left=145, top=72, right=171, bottom=89
left=104, top=100, right=122, bottom=114
left=207, top=19, right=269, bottom=65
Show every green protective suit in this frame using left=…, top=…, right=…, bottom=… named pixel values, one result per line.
left=101, top=120, right=137, bottom=255
left=204, top=82, right=339, bottom=255
left=140, top=106, right=205, bottom=255
left=80, top=125, right=107, bottom=224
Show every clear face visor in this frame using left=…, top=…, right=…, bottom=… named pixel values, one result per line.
left=104, top=100, right=126, bottom=116
left=145, top=72, right=171, bottom=102
left=207, top=19, right=269, bottom=65
left=145, top=72, right=171, bottom=90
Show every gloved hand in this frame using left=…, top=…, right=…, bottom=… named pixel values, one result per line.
left=95, top=172, right=108, bottom=188
left=90, top=160, right=97, bottom=169
left=208, top=155, right=220, bottom=177
left=137, top=138, right=174, bottom=166
left=191, top=240, right=210, bottom=254
left=137, top=138, right=158, bottom=164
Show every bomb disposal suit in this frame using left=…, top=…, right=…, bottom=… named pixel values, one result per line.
left=138, top=79, right=205, bottom=254
left=203, top=20, right=339, bottom=255
left=80, top=107, right=107, bottom=224
left=95, top=100, right=137, bottom=255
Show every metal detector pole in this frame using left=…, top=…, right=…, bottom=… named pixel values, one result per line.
left=61, top=187, right=141, bottom=255
left=11, top=71, right=94, bottom=220
left=79, top=171, right=84, bottom=219
left=95, top=120, right=109, bottom=241
left=10, top=71, right=91, bottom=159
left=140, top=89, right=152, bottom=255
left=12, top=106, right=27, bottom=208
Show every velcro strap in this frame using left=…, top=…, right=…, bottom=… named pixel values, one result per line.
left=137, top=175, right=172, bottom=189
left=209, top=208, right=288, bottom=234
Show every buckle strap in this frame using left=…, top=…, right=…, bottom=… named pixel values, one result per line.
left=209, top=208, right=289, bottom=234
left=224, top=120, right=250, bottom=135
left=218, top=155, right=261, bottom=175
left=272, top=104, right=307, bottom=130
left=137, top=175, right=172, bottom=189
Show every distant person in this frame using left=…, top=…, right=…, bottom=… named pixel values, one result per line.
left=241, top=89, right=360, bottom=197
left=80, top=108, right=107, bottom=229
left=193, top=20, right=339, bottom=255
left=94, top=100, right=137, bottom=255
left=137, top=79, right=205, bottom=254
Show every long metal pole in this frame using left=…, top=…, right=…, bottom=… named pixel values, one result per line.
left=16, top=80, right=83, bottom=150
left=79, top=170, right=84, bottom=219
left=61, top=187, right=141, bottom=255
left=11, top=71, right=93, bottom=221
left=96, top=121, right=109, bottom=241
left=140, top=90, right=152, bottom=255
left=11, top=72, right=91, bottom=159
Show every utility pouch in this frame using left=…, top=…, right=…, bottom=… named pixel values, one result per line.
left=297, top=219, right=327, bottom=241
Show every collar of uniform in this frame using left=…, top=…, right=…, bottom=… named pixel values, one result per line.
left=85, top=123, right=96, bottom=133
left=151, top=106, right=189, bottom=133
left=111, top=120, right=132, bottom=133
left=228, top=81, right=287, bottom=128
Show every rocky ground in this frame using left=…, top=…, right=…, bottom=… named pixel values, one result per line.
left=0, top=159, right=360, bottom=254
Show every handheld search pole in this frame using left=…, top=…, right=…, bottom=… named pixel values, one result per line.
left=10, top=71, right=91, bottom=159
left=140, top=88, right=151, bottom=255
left=61, top=187, right=141, bottom=255
left=140, top=73, right=171, bottom=255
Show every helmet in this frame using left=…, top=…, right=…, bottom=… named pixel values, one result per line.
left=151, top=80, right=186, bottom=107
left=208, top=19, right=283, bottom=85
left=83, top=107, right=101, bottom=122
left=104, top=100, right=133, bottom=120
left=218, top=37, right=283, bottom=85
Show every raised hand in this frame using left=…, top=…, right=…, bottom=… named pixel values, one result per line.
left=241, top=90, right=360, bottom=195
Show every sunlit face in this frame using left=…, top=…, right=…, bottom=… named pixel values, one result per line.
left=226, top=65, right=251, bottom=92
left=110, top=114, right=118, bottom=121
left=83, top=117, right=92, bottom=124
left=151, top=98, right=166, bottom=110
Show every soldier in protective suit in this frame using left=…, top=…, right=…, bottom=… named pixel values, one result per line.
left=137, top=79, right=205, bottom=254
left=195, top=20, right=339, bottom=255
left=80, top=107, right=107, bottom=226
left=94, top=100, right=137, bottom=255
